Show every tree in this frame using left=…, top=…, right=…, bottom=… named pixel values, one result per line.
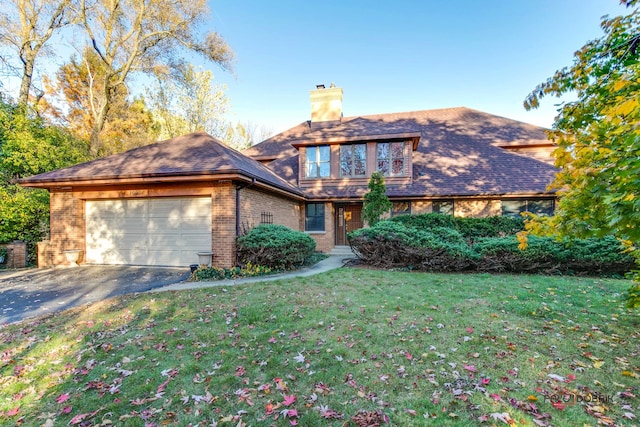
left=0, top=96, right=89, bottom=254
left=362, top=172, right=393, bottom=227
left=0, top=0, right=76, bottom=105
left=524, top=0, right=640, bottom=307
left=40, top=49, right=158, bottom=155
left=78, top=0, right=233, bottom=155
left=146, top=64, right=229, bottom=141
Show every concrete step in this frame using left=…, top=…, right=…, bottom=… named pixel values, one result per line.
left=329, top=245, right=355, bottom=256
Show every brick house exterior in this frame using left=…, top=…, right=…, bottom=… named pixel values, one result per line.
left=20, top=85, right=557, bottom=268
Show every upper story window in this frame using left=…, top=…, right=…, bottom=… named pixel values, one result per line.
left=502, top=199, right=555, bottom=217
left=377, top=142, right=405, bottom=176
left=340, top=144, right=367, bottom=177
left=305, top=145, right=330, bottom=178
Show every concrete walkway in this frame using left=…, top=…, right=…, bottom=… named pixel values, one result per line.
left=153, top=254, right=355, bottom=292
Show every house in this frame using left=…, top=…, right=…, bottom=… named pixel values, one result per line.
left=19, top=84, right=557, bottom=268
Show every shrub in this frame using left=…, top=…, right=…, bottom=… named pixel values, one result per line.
left=390, top=213, right=525, bottom=241
left=191, top=262, right=273, bottom=281
left=348, top=221, right=478, bottom=271
left=473, top=235, right=634, bottom=276
left=237, top=224, right=316, bottom=270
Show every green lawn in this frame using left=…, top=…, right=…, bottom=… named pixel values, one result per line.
left=1, top=268, right=638, bottom=426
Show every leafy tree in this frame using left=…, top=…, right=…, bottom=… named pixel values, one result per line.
left=78, top=0, right=233, bottom=154
left=524, top=0, right=640, bottom=307
left=362, top=172, right=393, bottom=227
left=147, top=64, right=229, bottom=141
left=0, top=96, right=88, bottom=252
left=41, top=49, right=158, bottom=155
left=0, top=0, right=76, bottom=105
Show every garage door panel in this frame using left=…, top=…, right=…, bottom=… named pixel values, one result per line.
left=86, top=197, right=212, bottom=267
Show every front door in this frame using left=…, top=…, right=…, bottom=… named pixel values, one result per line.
left=336, top=204, right=363, bottom=245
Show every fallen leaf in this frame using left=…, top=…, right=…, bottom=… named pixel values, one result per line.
left=56, top=393, right=71, bottom=404
left=282, top=394, right=296, bottom=406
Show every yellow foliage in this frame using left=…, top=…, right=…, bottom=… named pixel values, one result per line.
left=516, top=231, right=529, bottom=251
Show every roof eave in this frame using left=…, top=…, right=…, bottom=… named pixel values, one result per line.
left=19, top=171, right=305, bottom=200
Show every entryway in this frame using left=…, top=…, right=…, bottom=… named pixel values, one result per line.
left=335, top=203, right=363, bottom=245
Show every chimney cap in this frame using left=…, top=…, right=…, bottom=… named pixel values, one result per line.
left=316, top=84, right=325, bottom=89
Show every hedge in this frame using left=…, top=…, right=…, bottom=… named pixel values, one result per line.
left=349, top=219, right=634, bottom=276
left=390, top=213, right=525, bottom=241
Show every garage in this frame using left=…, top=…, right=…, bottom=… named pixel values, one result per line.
left=85, top=197, right=212, bottom=267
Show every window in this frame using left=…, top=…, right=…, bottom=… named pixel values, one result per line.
left=340, top=144, right=367, bottom=177
left=305, top=146, right=330, bottom=178
left=502, top=199, right=555, bottom=217
left=433, top=200, right=454, bottom=215
left=305, top=203, right=325, bottom=231
left=391, top=201, right=411, bottom=217
left=377, top=142, right=405, bottom=176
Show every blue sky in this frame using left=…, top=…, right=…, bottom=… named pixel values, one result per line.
left=208, top=0, right=627, bottom=137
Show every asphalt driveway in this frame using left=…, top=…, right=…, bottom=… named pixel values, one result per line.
left=0, top=266, right=190, bottom=325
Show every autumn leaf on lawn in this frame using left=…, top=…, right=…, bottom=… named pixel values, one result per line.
left=282, top=394, right=296, bottom=406
left=56, top=393, right=70, bottom=404
left=464, top=364, right=477, bottom=373
left=547, top=373, right=565, bottom=382
left=490, top=412, right=514, bottom=424
left=5, top=406, right=19, bottom=417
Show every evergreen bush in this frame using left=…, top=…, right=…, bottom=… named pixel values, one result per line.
left=237, top=224, right=316, bottom=270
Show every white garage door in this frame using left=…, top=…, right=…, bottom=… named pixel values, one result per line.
left=86, top=197, right=212, bottom=267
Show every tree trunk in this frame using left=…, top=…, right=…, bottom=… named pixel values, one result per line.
left=18, top=51, right=35, bottom=105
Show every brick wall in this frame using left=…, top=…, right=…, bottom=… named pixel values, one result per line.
left=48, top=189, right=85, bottom=267
left=211, top=182, right=236, bottom=268
left=0, top=241, right=27, bottom=269
left=239, top=187, right=301, bottom=232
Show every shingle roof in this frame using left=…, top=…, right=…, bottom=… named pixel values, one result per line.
left=244, top=107, right=557, bottom=199
left=20, top=132, right=303, bottom=197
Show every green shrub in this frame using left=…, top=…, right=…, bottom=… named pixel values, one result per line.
left=191, top=262, right=273, bottom=281
left=390, top=213, right=524, bottom=241
left=348, top=220, right=478, bottom=271
left=237, top=224, right=316, bottom=270
left=473, top=235, right=634, bottom=276
left=349, top=219, right=633, bottom=277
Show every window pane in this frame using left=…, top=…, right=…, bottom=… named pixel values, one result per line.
left=377, top=160, right=389, bottom=175
left=305, top=203, right=325, bottom=231
left=392, top=159, right=404, bottom=175
left=392, top=201, right=410, bottom=216
left=354, top=145, right=366, bottom=175
left=377, top=143, right=389, bottom=160
left=340, top=146, right=353, bottom=177
left=391, top=142, right=404, bottom=158
left=433, top=200, right=454, bottom=215
left=501, top=200, right=526, bottom=217
left=307, top=146, right=317, bottom=163
left=319, top=162, right=330, bottom=177
left=307, top=163, right=318, bottom=178
left=319, top=146, right=330, bottom=161
left=527, top=200, right=554, bottom=216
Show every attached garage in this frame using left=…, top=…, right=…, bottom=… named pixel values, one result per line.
left=18, top=132, right=305, bottom=268
left=85, top=197, right=212, bottom=267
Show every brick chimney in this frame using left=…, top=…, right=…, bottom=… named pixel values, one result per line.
left=310, top=83, right=343, bottom=125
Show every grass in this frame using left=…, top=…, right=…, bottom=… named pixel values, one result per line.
left=0, top=268, right=638, bottom=426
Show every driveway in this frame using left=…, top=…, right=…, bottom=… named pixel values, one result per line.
left=0, top=266, right=190, bottom=325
